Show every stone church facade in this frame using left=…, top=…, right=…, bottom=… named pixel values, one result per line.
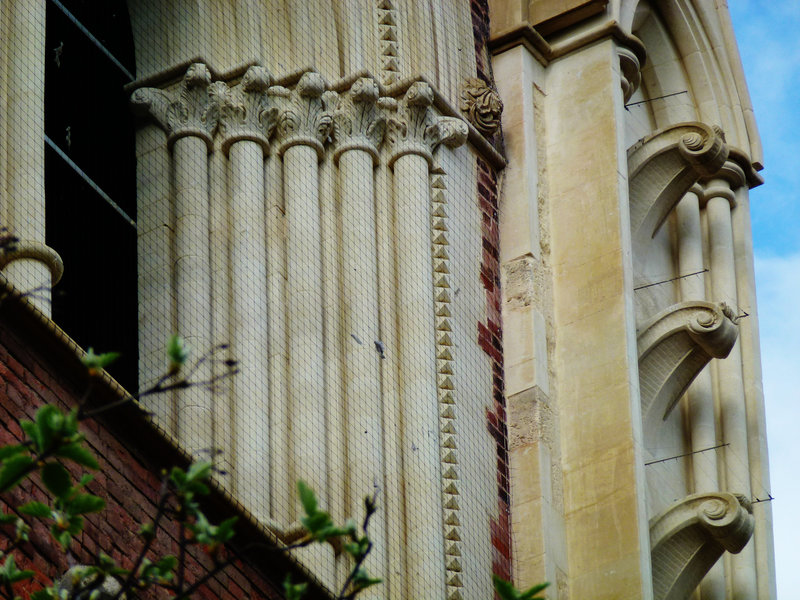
left=0, top=1, right=775, bottom=599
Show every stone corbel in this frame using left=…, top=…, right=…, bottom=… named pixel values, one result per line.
left=637, top=301, right=738, bottom=439
left=627, top=122, right=728, bottom=264
left=273, top=72, right=338, bottom=159
left=385, top=81, right=468, bottom=167
left=650, top=492, right=754, bottom=600
left=332, top=76, right=386, bottom=163
left=130, top=63, right=223, bottom=151
left=218, top=65, right=279, bottom=155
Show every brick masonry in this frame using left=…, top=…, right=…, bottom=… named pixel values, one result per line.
left=476, top=155, right=512, bottom=587
left=0, top=293, right=328, bottom=600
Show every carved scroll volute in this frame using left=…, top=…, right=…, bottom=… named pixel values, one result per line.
left=386, top=81, right=468, bottom=168
left=650, top=492, right=754, bottom=600
left=218, top=66, right=278, bottom=155
left=130, top=63, right=221, bottom=151
left=459, top=77, right=503, bottom=137
left=273, top=72, right=337, bottom=159
left=332, top=77, right=386, bottom=164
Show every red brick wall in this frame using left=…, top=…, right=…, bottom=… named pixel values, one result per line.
left=476, top=153, right=512, bottom=586
left=0, top=299, right=327, bottom=600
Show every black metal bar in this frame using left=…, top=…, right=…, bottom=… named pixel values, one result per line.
left=45, top=135, right=136, bottom=229
left=49, top=0, right=135, bottom=82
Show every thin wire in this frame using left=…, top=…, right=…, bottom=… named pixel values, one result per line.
left=645, top=442, right=729, bottom=466
left=625, top=90, right=688, bottom=108
left=634, top=268, right=709, bottom=291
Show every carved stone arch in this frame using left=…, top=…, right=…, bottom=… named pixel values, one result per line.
left=637, top=301, right=737, bottom=444
left=626, top=0, right=761, bottom=165
left=650, top=492, right=754, bottom=600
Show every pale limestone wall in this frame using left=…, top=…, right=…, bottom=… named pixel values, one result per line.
left=490, top=0, right=775, bottom=598
left=126, top=3, right=506, bottom=598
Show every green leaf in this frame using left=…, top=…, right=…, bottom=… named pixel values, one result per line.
left=138, top=522, right=155, bottom=539
left=0, top=445, right=26, bottom=461
left=492, top=575, right=549, bottom=600
left=18, top=501, right=52, bottom=518
left=54, top=529, right=72, bottom=550
left=19, top=421, right=41, bottom=453
left=0, top=513, right=19, bottom=525
left=519, top=582, right=550, bottom=600
left=297, top=480, right=318, bottom=516
left=167, top=335, right=189, bottom=371
left=67, top=494, right=105, bottom=515
left=155, top=555, right=178, bottom=572
left=0, top=455, right=34, bottom=493
left=0, top=555, right=34, bottom=584
left=31, top=589, right=57, bottom=600
left=55, top=444, right=99, bottom=470
left=186, top=461, right=212, bottom=483
left=350, top=567, right=382, bottom=593
left=35, top=405, right=64, bottom=451
left=283, top=574, right=308, bottom=600
left=41, top=462, right=72, bottom=499
left=81, top=348, right=121, bottom=371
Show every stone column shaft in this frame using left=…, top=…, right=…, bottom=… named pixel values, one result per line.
left=333, top=77, right=387, bottom=587
left=392, top=152, right=446, bottom=595
left=676, top=189, right=724, bottom=600
left=284, top=142, right=327, bottom=496
left=219, top=65, right=276, bottom=520
left=131, top=63, right=221, bottom=455
left=172, top=135, right=214, bottom=452
left=704, top=173, right=757, bottom=600
left=385, top=81, right=466, bottom=598
left=228, top=140, right=270, bottom=517
left=3, top=0, right=53, bottom=313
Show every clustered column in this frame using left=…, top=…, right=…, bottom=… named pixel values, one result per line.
left=701, top=161, right=757, bottom=600
left=385, top=81, right=467, bottom=599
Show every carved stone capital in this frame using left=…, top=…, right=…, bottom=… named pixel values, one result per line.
left=650, top=492, right=754, bottom=600
left=130, top=63, right=221, bottom=151
left=386, top=82, right=468, bottom=168
left=332, top=77, right=386, bottom=164
left=459, top=78, right=503, bottom=137
left=699, top=158, right=747, bottom=209
left=218, top=66, right=279, bottom=155
left=274, top=72, right=337, bottom=159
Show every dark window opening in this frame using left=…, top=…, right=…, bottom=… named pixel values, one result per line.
left=45, top=0, right=138, bottom=391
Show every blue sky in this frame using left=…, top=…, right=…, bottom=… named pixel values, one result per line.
left=729, top=2, right=800, bottom=596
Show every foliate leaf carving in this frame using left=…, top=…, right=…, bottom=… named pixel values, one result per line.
left=386, top=81, right=468, bottom=167
left=218, top=65, right=278, bottom=154
left=274, top=72, right=337, bottom=158
left=130, top=63, right=221, bottom=150
left=459, top=78, right=503, bottom=137
left=332, top=77, right=386, bottom=163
